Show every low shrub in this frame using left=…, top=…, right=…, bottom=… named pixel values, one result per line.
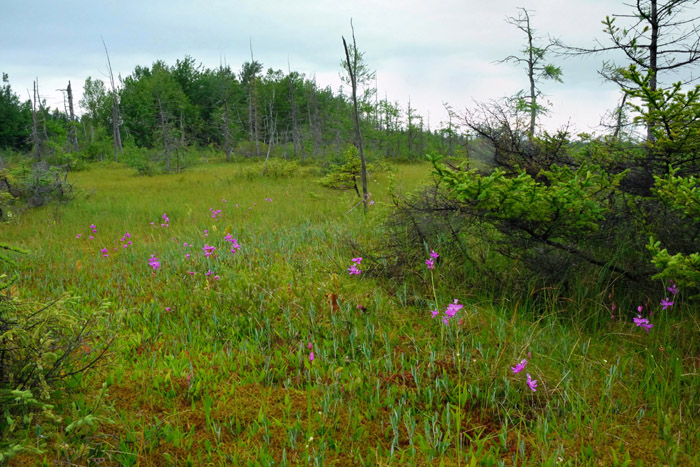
left=238, top=158, right=300, bottom=179
left=0, top=246, right=115, bottom=462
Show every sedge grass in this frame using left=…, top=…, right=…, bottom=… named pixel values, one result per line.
left=1, top=160, right=698, bottom=465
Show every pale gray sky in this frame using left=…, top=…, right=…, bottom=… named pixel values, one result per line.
left=0, top=0, right=649, bottom=134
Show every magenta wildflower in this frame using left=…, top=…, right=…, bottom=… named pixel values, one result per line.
left=309, top=351, right=315, bottom=362
left=445, top=299, right=463, bottom=318
left=205, top=270, right=212, bottom=276
left=265, top=198, right=272, bottom=202
left=148, top=255, right=160, bottom=271
left=89, top=235, right=94, bottom=240
left=225, top=234, right=241, bottom=254
left=425, top=250, right=439, bottom=269
left=348, top=257, right=363, bottom=274
left=348, top=257, right=362, bottom=274
left=511, top=359, right=527, bottom=374
left=76, top=234, right=81, bottom=239
left=165, top=307, right=171, bottom=312
left=202, top=244, right=216, bottom=257
left=440, top=299, right=464, bottom=325
left=660, top=298, right=674, bottom=311
left=308, top=342, right=313, bottom=350
left=222, top=198, right=227, bottom=202
left=100, top=247, right=109, bottom=258
left=430, top=309, right=439, bottom=318
left=526, top=373, right=538, bottom=392
left=214, top=275, right=220, bottom=280
left=187, top=271, right=195, bottom=275
left=633, top=314, right=653, bottom=332
left=667, top=280, right=678, bottom=296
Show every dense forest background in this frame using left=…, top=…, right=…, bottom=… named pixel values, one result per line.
left=0, top=56, right=467, bottom=169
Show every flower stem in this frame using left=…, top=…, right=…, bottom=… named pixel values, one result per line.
left=430, top=269, right=443, bottom=342
left=457, top=331, right=462, bottom=465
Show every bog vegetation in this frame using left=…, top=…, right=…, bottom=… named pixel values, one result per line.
left=1, top=1, right=700, bottom=465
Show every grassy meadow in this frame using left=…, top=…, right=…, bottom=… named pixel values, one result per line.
left=2, top=160, right=699, bottom=466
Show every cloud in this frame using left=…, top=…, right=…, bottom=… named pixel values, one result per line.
left=0, top=0, right=641, bottom=132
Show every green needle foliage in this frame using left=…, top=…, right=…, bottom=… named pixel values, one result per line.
left=419, top=64, right=700, bottom=298
left=431, top=157, right=622, bottom=239
left=649, top=168, right=700, bottom=292
left=0, top=242, right=28, bottom=268
left=0, top=244, right=114, bottom=462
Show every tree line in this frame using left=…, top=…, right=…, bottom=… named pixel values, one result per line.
left=0, top=56, right=465, bottom=165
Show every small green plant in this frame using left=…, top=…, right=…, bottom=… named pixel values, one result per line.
left=320, top=145, right=374, bottom=197
left=238, top=158, right=299, bottom=179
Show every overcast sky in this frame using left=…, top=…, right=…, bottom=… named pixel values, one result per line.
left=2, top=0, right=646, bottom=134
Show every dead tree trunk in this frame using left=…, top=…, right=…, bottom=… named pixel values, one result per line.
left=67, top=81, right=78, bottom=152
left=308, top=83, right=320, bottom=160
left=158, top=98, right=170, bottom=172
left=29, top=81, right=40, bottom=159
left=262, top=94, right=276, bottom=176
left=102, top=37, right=123, bottom=162
left=342, top=25, right=369, bottom=213
left=288, top=63, right=299, bottom=158
left=179, top=107, right=185, bottom=148
left=223, top=98, right=232, bottom=161
left=407, top=98, right=414, bottom=156
left=250, top=41, right=261, bottom=158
